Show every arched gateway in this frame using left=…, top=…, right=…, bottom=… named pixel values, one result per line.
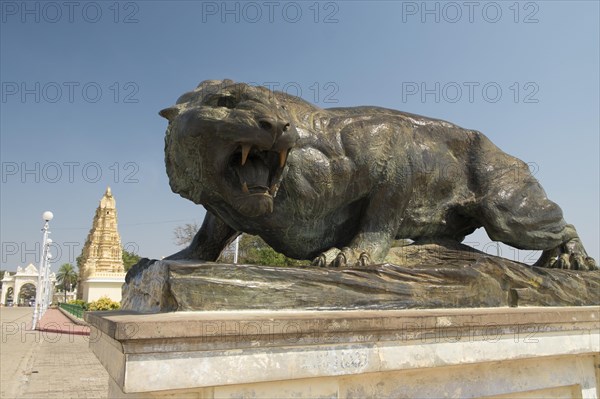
left=0, top=263, right=56, bottom=305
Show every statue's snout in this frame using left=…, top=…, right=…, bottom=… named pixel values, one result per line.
left=258, top=118, right=291, bottom=138
left=257, top=117, right=298, bottom=152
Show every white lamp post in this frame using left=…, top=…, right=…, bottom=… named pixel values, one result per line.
left=32, top=211, right=53, bottom=330
left=42, top=250, right=53, bottom=314
left=233, top=235, right=240, bottom=264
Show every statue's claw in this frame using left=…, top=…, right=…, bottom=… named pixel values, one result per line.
left=358, top=252, right=371, bottom=267
left=312, top=247, right=373, bottom=268
left=585, top=257, right=598, bottom=270
left=537, top=238, right=598, bottom=271
left=311, top=254, right=327, bottom=267
left=333, top=252, right=347, bottom=268
left=311, top=247, right=341, bottom=267
left=551, top=253, right=571, bottom=269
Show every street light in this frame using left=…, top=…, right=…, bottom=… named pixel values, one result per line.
left=42, top=251, right=53, bottom=314
left=233, top=235, right=240, bottom=264
left=31, top=211, right=53, bottom=330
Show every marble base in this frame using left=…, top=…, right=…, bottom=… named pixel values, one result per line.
left=85, top=307, right=600, bottom=398
left=82, top=273, right=125, bottom=302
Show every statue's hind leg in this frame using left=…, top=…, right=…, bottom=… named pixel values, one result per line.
left=478, top=161, right=597, bottom=270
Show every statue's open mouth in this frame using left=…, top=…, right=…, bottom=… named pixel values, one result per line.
left=229, top=144, right=289, bottom=207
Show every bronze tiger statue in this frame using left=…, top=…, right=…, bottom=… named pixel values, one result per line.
left=157, top=79, right=596, bottom=271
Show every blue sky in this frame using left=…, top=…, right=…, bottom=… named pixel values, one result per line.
left=1, top=1, right=598, bottom=271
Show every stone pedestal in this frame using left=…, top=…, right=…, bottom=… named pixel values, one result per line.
left=85, top=306, right=600, bottom=398
left=122, top=252, right=600, bottom=313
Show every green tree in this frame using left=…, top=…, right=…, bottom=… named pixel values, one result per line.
left=56, top=263, right=78, bottom=303
left=18, top=284, right=36, bottom=304
left=122, top=249, right=141, bottom=272
left=176, top=222, right=309, bottom=266
left=219, top=234, right=308, bottom=267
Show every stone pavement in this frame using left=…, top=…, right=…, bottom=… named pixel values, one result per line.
left=1, top=307, right=109, bottom=399
left=38, top=307, right=90, bottom=336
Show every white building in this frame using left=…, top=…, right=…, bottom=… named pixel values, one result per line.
left=1, top=264, right=56, bottom=305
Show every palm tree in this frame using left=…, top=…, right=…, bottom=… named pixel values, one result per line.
left=56, top=263, right=77, bottom=303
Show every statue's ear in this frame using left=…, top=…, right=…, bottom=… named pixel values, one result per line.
left=159, top=106, right=180, bottom=121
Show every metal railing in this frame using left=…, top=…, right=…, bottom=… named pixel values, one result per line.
left=59, top=303, right=85, bottom=319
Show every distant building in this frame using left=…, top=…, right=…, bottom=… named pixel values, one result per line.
left=1, top=264, right=56, bottom=306
left=77, top=187, right=125, bottom=302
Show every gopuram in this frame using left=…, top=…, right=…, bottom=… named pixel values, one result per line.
left=77, top=187, right=125, bottom=302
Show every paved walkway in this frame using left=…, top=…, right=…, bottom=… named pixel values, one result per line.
left=1, top=307, right=108, bottom=399
left=38, top=308, right=90, bottom=336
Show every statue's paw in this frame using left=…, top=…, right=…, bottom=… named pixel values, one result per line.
left=311, top=254, right=327, bottom=267
left=311, top=247, right=341, bottom=267
left=546, top=239, right=598, bottom=271
left=553, top=254, right=598, bottom=271
left=312, top=247, right=373, bottom=268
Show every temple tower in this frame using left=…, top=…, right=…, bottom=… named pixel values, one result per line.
left=77, top=187, right=126, bottom=302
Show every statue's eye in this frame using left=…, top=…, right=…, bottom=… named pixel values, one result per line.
left=217, top=96, right=236, bottom=109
